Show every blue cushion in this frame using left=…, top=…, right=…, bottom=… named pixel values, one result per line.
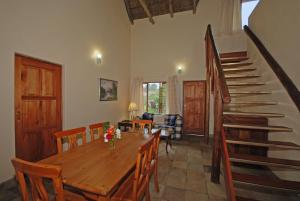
left=142, top=112, right=153, bottom=120
left=169, top=116, right=176, bottom=126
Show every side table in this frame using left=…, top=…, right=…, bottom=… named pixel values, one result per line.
left=118, top=120, right=132, bottom=132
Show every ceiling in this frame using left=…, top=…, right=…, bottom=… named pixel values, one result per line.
left=124, top=0, right=200, bottom=24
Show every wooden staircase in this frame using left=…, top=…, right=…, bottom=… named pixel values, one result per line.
left=205, top=25, right=300, bottom=201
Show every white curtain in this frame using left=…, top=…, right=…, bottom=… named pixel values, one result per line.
left=130, top=77, right=144, bottom=115
left=219, top=0, right=242, bottom=35
left=167, top=75, right=181, bottom=114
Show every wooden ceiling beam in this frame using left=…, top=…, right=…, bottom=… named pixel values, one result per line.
left=192, top=0, right=200, bottom=14
left=137, top=0, right=155, bottom=24
left=169, top=0, right=174, bottom=18
left=124, top=0, right=134, bottom=24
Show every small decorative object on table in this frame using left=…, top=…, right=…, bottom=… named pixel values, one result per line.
left=104, top=125, right=117, bottom=149
left=116, top=128, right=121, bottom=139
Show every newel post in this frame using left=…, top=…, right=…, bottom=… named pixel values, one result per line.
left=211, top=83, right=223, bottom=183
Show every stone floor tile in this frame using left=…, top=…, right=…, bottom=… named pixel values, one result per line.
left=187, top=163, right=204, bottom=172
left=206, top=182, right=226, bottom=199
left=149, top=182, right=165, bottom=199
left=166, top=168, right=187, bottom=189
left=187, top=170, right=205, bottom=181
left=185, top=190, right=209, bottom=201
left=172, top=161, right=188, bottom=169
left=185, top=177, right=207, bottom=194
left=208, top=194, right=227, bottom=201
left=162, top=186, right=186, bottom=201
left=173, top=153, right=188, bottom=162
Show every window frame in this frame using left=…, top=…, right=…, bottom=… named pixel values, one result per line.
left=143, top=81, right=167, bottom=114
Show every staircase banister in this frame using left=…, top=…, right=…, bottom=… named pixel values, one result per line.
left=244, top=25, right=300, bottom=112
left=206, top=25, right=231, bottom=103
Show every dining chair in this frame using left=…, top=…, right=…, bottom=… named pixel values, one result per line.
left=11, top=158, right=86, bottom=201
left=54, top=127, right=86, bottom=154
left=89, top=122, right=104, bottom=141
left=150, top=129, right=161, bottom=192
left=132, top=119, right=153, bottom=133
left=111, top=136, right=154, bottom=201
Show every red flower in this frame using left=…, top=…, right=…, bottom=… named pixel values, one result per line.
left=107, top=128, right=115, bottom=135
left=106, top=134, right=113, bottom=140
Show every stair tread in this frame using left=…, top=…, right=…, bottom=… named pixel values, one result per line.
left=228, top=82, right=265, bottom=86
left=222, top=62, right=253, bottom=67
left=230, top=153, right=300, bottom=169
left=223, top=111, right=285, bottom=117
left=223, top=123, right=293, bottom=131
left=221, top=56, right=249, bottom=63
left=224, top=67, right=256, bottom=72
left=227, top=101, right=277, bottom=105
left=236, top=197, right=259, bottom=201
left=226, top=138, right=300, bottom=150
left=225, top=75, right=260, bottom=79
left=229, top=91, right=272, bottom=94
left=232, top=172, right=300, bottom=191
left=220, top=52, right=248, bottom=58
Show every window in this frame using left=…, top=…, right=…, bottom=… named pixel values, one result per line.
left=143, top=82, right=167, bottom=114
left=242, top=0, right=260, bottom=27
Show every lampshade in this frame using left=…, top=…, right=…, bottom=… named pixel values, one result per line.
left=128, top=102, right=138, bottom=112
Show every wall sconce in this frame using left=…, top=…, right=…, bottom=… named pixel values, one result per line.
left=177, top=65, right=183, bottom=74
left=96, top=53, right=102, bottom=64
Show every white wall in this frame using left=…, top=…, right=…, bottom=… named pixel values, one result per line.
left=246, top=0, right=300, bottom=181
left=130, top=0, right=223, bottom=83
left=0, top=0, right=130, bottom=182
left=249, top=0, right=300, bottom=89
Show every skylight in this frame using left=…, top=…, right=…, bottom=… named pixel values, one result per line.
left=242, top=0, right=260, bottom=27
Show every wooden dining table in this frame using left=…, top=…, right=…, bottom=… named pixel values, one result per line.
left=39, top=131, right=153, bottom=201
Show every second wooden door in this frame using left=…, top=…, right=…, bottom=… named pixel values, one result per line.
left=183, top=81, right=206, bottom=135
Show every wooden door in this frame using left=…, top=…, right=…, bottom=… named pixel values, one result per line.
left=15, top=54, right=62, bottom=161
left=183, top=81, right=206, bottom=135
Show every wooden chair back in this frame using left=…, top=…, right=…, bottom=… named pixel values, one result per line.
left=89, top=122, right=104, bottom=141
left=132, top=136, right=154, bottom=201
left=150, top=129, right=161, bottom=192
left=151, top=129, right=161, bottom=161
left=11, top=158, right=64, bottom=201
left=132, top=120, right=153, bottom=132
left=54, top=127, right=86, bottom=154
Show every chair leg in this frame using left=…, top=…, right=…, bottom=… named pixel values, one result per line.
left=146, top=183, right=151, bottom=201
left=154, top=164, right=159, bottom=192
left=165, top=140, right=169, bottom=154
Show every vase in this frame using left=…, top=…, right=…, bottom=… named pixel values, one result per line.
left=109, top=140, right=116, bottom=149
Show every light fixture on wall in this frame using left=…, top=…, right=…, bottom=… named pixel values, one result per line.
left=177, top=65, right=183, bottom=74
left=95, top=52, right=102, bottom=64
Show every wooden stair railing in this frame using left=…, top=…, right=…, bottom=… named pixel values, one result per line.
left=220, top=128, right=237, bottom=201
left=205, top=24, right=300, bottom=201
left=244, top=25, right=300, bottom=111
left=205, top=24, right=231, bottom=183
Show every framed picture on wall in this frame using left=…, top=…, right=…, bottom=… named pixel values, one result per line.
left=99, top=78, right=118, bottom=101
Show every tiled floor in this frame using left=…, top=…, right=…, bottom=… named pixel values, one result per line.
left=149, top=136, right=227, bottom=201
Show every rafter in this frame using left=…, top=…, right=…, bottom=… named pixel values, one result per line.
left=137, top=0, right=155, bottom=24
left=192, top=0, right=200, bottom=14
left=169, top=0, right=174, bottom=18
left=124, top=0, right=134, bottom=24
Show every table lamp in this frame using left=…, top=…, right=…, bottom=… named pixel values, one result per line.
left=128, top=102, right=138, bottom=120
